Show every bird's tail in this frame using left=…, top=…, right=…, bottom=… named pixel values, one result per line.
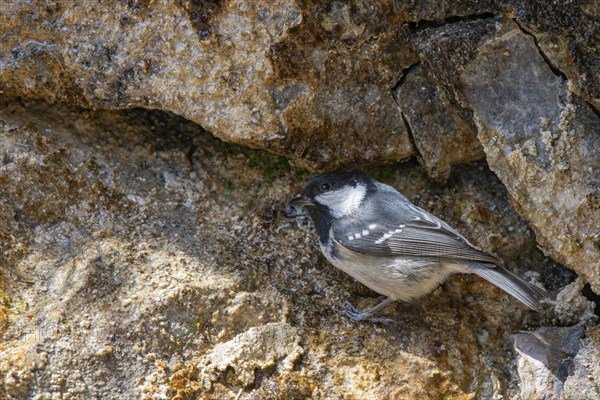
left=464, top=261, right=549, bottom=311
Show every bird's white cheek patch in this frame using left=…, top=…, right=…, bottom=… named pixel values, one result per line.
left=315, top=184, right=366, bottom=218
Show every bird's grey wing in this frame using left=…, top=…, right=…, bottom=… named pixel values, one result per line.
left=332, top=188, right=547, bottom=310
left=332, top=209, right=500, bottom=264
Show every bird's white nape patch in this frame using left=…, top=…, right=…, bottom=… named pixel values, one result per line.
left=315, top=183, right=367, bottom=218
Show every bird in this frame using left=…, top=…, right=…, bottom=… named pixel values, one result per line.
left=284, top=170, right=548, bottom=322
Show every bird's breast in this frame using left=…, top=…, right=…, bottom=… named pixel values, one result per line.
left=319, top=239, right=451, bottom=301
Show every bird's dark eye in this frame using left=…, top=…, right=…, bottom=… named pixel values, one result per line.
left=320, top=183, right=331, bottom=192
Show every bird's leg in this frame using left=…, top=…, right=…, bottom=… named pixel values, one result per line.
left=342, top=297, right=396, bottom=323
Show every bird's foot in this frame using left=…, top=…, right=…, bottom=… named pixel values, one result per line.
left=341, top=299, right=396, bottom=324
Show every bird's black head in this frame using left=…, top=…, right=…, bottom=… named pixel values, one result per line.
left=285, top=170, right=373, bottom=219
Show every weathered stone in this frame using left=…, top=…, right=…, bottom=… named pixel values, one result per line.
left=0, top=0, right=417, bottom=169
left=510, top=325, right=587, bottom=400
left=1, top=1, right=598, bottom=171
left=562, top=326, right=600, bottom=400
left=389, top=0, right=498, bottom=21
left=412, top=17, right=502, bottom=107
left=2, top=2, right=599, bottom=398
left=460, top=20, right=600, bottom=293
left=0, top=99, right=572, bottom=399
left=197, top=322, right=303, bottom=388
left=555, top=277, right=598, bottom=326
left=395, top=64, right=483, bottom=181
left=511, top=0, right=600, bottom=110
left=511, top=325, right=600, bottom=400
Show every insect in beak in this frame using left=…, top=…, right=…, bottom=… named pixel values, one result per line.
left=284, top=195, right=314, bottom=217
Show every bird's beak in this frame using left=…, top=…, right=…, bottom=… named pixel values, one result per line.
left=284, top=195, right=314, bottom=217
left=288, top=195, right=314, bottom=208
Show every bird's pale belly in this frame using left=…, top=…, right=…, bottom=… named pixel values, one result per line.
left=320, top=241, right=454, bottom=301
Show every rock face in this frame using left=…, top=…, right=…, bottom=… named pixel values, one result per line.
left=460, top=21, right=600, bottom=294
left=0, top=0, right=416, bottom=169
left=1, top=1, right=600, bottom=399
left=0, top=99, right=577, bottom=399
left=395, top=64, right=483, bottom=182
left=3, top=1, right=597, bottom=170
left=512, top=1, right=600, bottom=110
left=511, top=325, right=600, bottom=400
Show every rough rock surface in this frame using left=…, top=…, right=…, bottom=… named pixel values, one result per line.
left=395, top=64, right=483, bottom=182
left=511, top=0, right=600, bottom=109
left=2, top=1, right=599, bottom=399
left=0, top=99, right=574, bottom=399
left=460, top=21, right=600, bottom=294
left=511, top=325, right=600, bottom=400
left=2, top=1, right=598, bottom=169
left=511, top=325, right=586, bottom=400
left=0, top=0, right=416, bottom=169
left=197, top=322, right=303, bottom=388
left=562, top=326, right=600, bottom=400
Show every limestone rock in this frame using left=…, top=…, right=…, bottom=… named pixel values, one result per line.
left=1, top=1, right=599, bottom=398
left=562, top=326, right=600, bottom=400
left=510, top=325, right=588, bottom=400
left=198, top=322, right=303, bottom=388
left=512, top=0, right=600, bottom=109
left=395, top=64, right=483, bottom=182
left=511, top=325, right=600, bottom=400
left=0, top=0, right=416, bottom=168
left=554, top=278, right=598, bottom=326
left=412, top=17, right=501, bottom=104
left=397, top=17, right=502, bottom=181
left=460, top=21, right=600, bottom=293
left=0, top=99, right=571, bottom=399
left=0, top=335, right=46, bottom=397
left=2, top=1, right=598, bottom=172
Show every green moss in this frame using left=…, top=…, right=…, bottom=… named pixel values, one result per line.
left=246, top=150, right=292, bottom=182
left=214, top=139, right=297, bottom=182
left=364, top=164, right=401, bottom=184
left=363, top=160, right=424, bottom=184
left=0, top=292, right=11, bottom=308
left=223, top=179, right=235, bottom=191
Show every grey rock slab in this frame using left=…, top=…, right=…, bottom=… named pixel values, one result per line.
left=395, top=64, right=484, bottom=182
left=511, top=325, right=600, bottom=400
left=461, top=20, right=600, bottom=293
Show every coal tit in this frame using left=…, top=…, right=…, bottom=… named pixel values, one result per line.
left=285, top=170, right=548, bottom=322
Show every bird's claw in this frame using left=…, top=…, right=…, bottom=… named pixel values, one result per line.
left=341, top=301, right=395, bottom=324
